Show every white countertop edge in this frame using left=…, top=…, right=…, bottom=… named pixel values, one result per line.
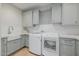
left=1, top=33, right=79, bottom=41
left=59, top=34, right=79, bottom=40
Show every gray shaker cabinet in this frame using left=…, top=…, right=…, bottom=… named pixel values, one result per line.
left=62, top=3, right=79, bottom=25
left=21, top=34, right=29, bottom=47
left=6, top=36, right=28, bottom=55
left=7, top=39, right=21, bottom=55
left=23, top=10, right=32, bottom=27
left=59, top=38, right=76, bottom=56
left=76, top=40, right=79, bottom=56
left=20, top=38, right=25, bottom=48
left=52, top=4, right=62, bottom=24
left=26, top=35, right=29, bottom=47
left=33, top=9, right=39, bottom=25
left=1, top=35, right=29, bottom=56
left=1, top=37, right=7, bottom=56
left=7, top=40, right=16, bottom=55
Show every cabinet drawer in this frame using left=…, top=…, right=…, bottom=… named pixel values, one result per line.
left=60, top=38, right=75, bottom=45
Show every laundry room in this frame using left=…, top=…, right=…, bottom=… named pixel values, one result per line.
left=1, top=3, right=79, bottom=56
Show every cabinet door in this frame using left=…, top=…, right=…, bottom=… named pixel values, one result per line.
left=62, top=3, right=78, bottom=25
left=33, top=9, right=39, bottom=25
left=21, top=35, right=29, bottom=47
left=25, top=35, right=29, bottom=47
left=7, top=40, right=15, bottom=55
left=52, top=4, right=62, bottom=24
left=76, top=4, right=79, bottom=24
left=20, top=38, right=25, bottom=48
left=23, top=11, right=32, bottom=27
left=14, top=39, right=20, bottom=50
left=7, top=39, right=20, bottom=55
left=60, top=38, right=75, bottom=56
left=76, top=40, right=79, bottom=56
left=1, top=38, right=7, bottom=56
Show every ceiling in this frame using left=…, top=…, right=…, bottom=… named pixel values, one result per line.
left=12, top=3, right=52, bottom=11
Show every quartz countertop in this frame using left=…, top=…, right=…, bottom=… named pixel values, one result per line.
left=1, top=34, right=21, bottom=41
left=59, top=34, right=79, bottom=40
left=22, top=33, right=79, bottom=40
left=1, top=32, right=79, bottom=41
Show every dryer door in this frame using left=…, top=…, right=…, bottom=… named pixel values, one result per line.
left=42, top=33, right=59, bottom=56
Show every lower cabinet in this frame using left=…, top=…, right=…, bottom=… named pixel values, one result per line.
left=59, top=38, right=76, bottom=56
left=2, top=35, right=78, bottom=56
left=7, top=39, right=21, bottom=55
left=1, top=37, right=7, bottom=56
left=76, top=40, right=79, bottom=56
left=6, top=35, right=28, bottom=55
left=20, top=38, right=25, bottom=48
left=21, top=34, right=29, bottom=47
left=26, top=35, right=29, bottom=47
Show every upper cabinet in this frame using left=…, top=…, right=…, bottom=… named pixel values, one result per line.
left=23, top=10, right=32, bottom=27
left=33, top=9, right=39, bottom=25
left=62, top=3, right=79, bottom=25
left=23, top=9, right=39, bottom=27
left=23, top=4, right=79, bottom=26
left=52, top=4, right=62, bottom=24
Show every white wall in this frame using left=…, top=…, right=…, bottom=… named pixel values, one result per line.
left=53, top=24, right=79, bottom=35
left=1, top=4, right=22, bottom=37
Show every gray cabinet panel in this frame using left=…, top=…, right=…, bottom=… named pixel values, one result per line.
left=76, top=40, right=79, bottom=56
left=21, top=34, right=29, bottom=47
left=52, top=4, right=62, bottom=23
left=7, top=40, right=15, bottom=55
left=26, top=35, right=29, bottom=47
left=1, top=38, right=7, bottom=56
left=59, top=38, right=76, bottom=56
left=62, top=3, right=79, bottom=25
left=26, top=38, right=29, bottom=47
left=7, top=39, right=20, bottom=55
left=33, top=9, right=39, bottom=25
left=23, top=11, right=32, bottom=27
left=20, top=38, right=25, bottom=48
left=15, top=39, right=20, bottom=50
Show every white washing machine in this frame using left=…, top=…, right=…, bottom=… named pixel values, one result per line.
left=29, top=33, right=42, bottom=55
left=29, top=24, right=58, bottom=56
left=42, top=33, right=59, bottom=56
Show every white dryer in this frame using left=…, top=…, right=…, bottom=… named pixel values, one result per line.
left=42, top=33, right=59, bottom=56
